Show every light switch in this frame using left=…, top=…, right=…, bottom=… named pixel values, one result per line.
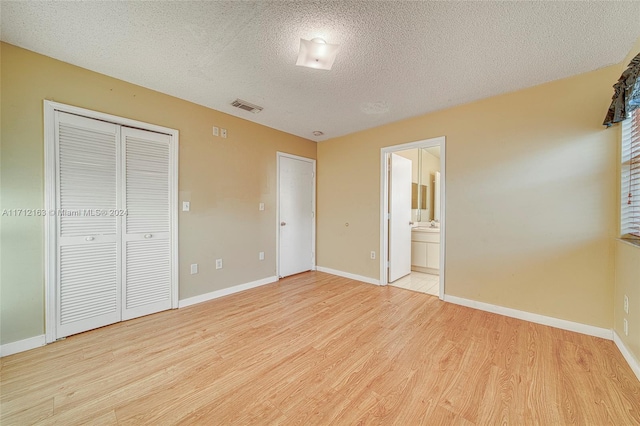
left=182, top=201, right=190, bottom=212
left=259, top=203, right=265, bottom=211
left=259, top=252, right=265, bottom=260
left=190, top=264, right=198, bottom=274
left=213, top=126, right=219, bottom=136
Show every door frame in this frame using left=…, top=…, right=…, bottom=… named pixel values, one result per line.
left=43, top=100, right=179, bottom=343
left=379, top=136, right=446, bottom=299
left=276, top=152, right=316, bottom=278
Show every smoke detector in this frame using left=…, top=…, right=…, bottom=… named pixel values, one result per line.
left=231, top=99, right=263, bottom=114
left=312, top=131, right=324, bottom=136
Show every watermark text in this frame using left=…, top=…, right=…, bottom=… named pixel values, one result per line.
left=2, top=209, right=128, bottom=217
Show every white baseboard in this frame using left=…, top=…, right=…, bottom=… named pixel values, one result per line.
left=613, top=331, right=640, bottom=381
left=315, top=266, right=381, bottom=286
left=0, top=334, right=46, bottom=357
left=443, top=295, right=613, bottom=340
left=178, top=275, right=279, bottom=308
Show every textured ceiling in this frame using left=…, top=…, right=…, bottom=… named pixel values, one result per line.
left=2, top=1, right=639, bottom=142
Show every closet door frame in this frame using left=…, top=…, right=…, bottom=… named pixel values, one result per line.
left=44, top=100, right=179, bottom=344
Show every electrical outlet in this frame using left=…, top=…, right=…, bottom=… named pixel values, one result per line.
left=624, top=295, right=629, bottom=314
left=221, top=129, right=227, bottom=138
left=213, top=126, right=219, bottom=136
left=215, top=259, right=223, bottom=269
left=370, top=251, right=376, bottom=260
left=259, top=251, right=265, bottom=261
left=624, top=318, right=628, bottom=336
left=190, top=264, right=198, bottom=274
left=182, top=201, right=190, bottom=212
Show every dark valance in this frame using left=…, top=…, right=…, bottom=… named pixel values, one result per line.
left=603, top=52, right=640, bottom=127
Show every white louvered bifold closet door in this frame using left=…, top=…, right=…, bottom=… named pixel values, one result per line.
left=121, top=127, right=172, bottom=320
left=55, top=112, right=122, bottom=338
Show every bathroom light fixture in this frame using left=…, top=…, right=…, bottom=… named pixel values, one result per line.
left=296, top=38, right=340, bottom=70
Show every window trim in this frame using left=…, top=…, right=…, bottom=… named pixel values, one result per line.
left=620, top=108, right=640, bottom=240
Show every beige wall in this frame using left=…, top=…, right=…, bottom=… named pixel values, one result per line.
left=317, top=65, right=620, bottom=329
left=0, top=43, right=316, bottom=345
left=614, top=241, right=640, bottom=362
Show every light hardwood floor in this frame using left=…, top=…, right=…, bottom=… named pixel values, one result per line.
left=1, top=271, right=639, bottom=425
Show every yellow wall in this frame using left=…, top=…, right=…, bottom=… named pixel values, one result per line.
left=614, top=241, right=640, bottom=362
left=0, top=43, right=316, bottom=345
left=317, top=65, right=620, bottom=329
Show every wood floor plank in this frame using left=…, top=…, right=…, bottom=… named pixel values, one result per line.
left=1, top=271, right=639, bottom=425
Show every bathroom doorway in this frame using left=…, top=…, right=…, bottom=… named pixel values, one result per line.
left=380, top=137, right=445, bottom=299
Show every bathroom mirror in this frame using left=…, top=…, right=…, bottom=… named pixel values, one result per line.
left=397, top=146, right=441, bottom=223
left=411, top=183, right=427, bottom=210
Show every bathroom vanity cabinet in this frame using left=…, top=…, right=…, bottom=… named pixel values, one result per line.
left=411, top=229, right=440, bottom=272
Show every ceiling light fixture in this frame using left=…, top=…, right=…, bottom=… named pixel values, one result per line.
left=296, top=38, right=340, bottom=70
left=312, top=131, right=324, bottom=136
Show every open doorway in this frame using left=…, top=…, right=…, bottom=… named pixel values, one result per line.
left=380, top=137, right=445, bottom=299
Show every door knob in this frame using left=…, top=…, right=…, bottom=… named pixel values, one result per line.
left=144, top=234, right=152, bottom=239
left=85, top=236, right=94, bottom=241
left=280, top=222, right=286, bottom=226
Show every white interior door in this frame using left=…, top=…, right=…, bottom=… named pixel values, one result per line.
left=278, top=154, right=315, bottom=277
left=388, top=153, right=412, bottom=282
left=55, top=112, right=122, bottom=338
left=122, top=127, right=172, bottom=320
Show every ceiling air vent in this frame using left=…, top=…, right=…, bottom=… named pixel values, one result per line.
left=231, top=99, right=263, bottom=114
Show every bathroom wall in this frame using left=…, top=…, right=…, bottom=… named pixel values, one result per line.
left=421, top=149, right=440, bottom=222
